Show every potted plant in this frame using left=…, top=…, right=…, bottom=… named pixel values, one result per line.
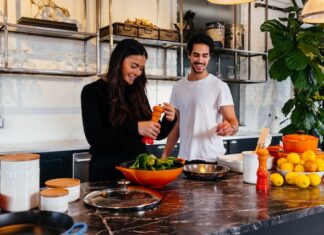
left=260, top=0, right=324, bottom=143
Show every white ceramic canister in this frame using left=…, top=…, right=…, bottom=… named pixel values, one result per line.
left=45, top=178, right=80, bottom=202
left=242, top=151, right=273, bottom=184
left=40, top=188, right=69, bottom=213
left=242, top=151, right=259, bottom=184
left=0, top=154, right=40, bottom=212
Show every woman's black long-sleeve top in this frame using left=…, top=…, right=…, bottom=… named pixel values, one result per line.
left=81, top=78, right=177, bottom=161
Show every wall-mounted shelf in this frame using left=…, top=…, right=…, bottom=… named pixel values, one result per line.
left=0, top=67, right=96, bottom=77
left=214, top=48, right=267, bottom=58
left=100, top=34, right=182, bottom=49
left=147, top=75, right=181, bottom=81
left=221, top=79, right=266, bottom=84
left=0, top=20, right=97, bottom=77
left=98, top=73, right=181, bottom=81
left=1, top=23, right=97, bottom=40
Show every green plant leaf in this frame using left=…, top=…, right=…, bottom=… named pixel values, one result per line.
left=287, top=18, right=302, bottom=32
left=282, top=99, right=295, bottom=116
left=280, top=123, right=298, bottom=135
left=313, top=64, right=324, bottom=87
left=260, top=19, right=287, bottom=33
left=268, top=40, right=294, bottom=61
left=285, top=49, right=309, bottom=71
left=303, top=112, right=316, bottom=130
left=270, top=32, right=291, bottom=47
left=290, top=70, right=312, bottom=90
left=291, top=105, right=305, bottom=128
left=298, top=42, right=320, bottom=57
left=269, top=59, right=292, bottom=81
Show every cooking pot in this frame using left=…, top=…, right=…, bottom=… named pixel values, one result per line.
left=282, top=134, right=319, bottom=153
left=0, top=210, right=87, bottom=235
left=115, top=159, right=184, bottom=188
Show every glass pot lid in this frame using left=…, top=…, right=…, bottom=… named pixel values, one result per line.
left=83, top=179, right=162, bottom=211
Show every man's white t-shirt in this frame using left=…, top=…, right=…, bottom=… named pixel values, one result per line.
left=170, top=73, right=234, bottom=162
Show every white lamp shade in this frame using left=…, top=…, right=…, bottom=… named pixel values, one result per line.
left=301, top=0, right=324, bottom=23
left=207, top=0, right=255, bottom=5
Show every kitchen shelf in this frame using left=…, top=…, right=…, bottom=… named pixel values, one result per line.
left=221, top=79, right=266, bottom=84
left=214, top=48, right=267, bottom=58
left=100, top=34, right=182, bottom=49
left=0, top=67, right=96, bottom=77
left=98, top=73, right=181, bottom=81
left=0, top=19, right=97, bottom=77
left=146, top=75, right=181, bottom=81
left=1, top=22, right=97, bottom=40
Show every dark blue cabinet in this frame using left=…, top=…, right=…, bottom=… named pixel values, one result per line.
left=39, top=150, right=87, bottom=187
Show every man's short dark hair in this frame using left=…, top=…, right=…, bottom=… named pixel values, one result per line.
left=187, top=33, right=214, bottom=55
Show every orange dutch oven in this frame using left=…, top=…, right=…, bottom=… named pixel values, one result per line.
left=282, top=134, right=319, bottom=153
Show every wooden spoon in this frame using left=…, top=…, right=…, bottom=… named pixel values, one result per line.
left=255, top=128, right=270, bottom=152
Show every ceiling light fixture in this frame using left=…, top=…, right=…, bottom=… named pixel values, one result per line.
left=301, top=0, right=324, bottom=23
left=207, top=0, right=255, bottom=5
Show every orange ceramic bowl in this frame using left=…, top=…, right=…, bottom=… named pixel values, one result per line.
left=282, top=134, right=319, bottom=153
left=115, top=159, right=185, bottom=188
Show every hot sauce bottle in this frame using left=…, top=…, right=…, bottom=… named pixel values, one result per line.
left=256, top=147, right=269, bottom=192
left=142, top=105, right=164, bottom=145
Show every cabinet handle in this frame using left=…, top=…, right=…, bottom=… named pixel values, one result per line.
left=74, top=157, right=91, bottom=163
left=230, top=140, right=237, bottom=144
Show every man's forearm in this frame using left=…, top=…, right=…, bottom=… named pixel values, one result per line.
left=162, top=120, right=180, bottom=157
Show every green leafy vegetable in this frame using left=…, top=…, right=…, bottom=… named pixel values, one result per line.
left=130, top=154, right=177, bottom=170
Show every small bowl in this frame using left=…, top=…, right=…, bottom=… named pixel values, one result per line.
left=115, top=159, right=184, bottom=188
left=183, top=163, right=230, bottom=181
left=276, top=167, right=324, bottom=177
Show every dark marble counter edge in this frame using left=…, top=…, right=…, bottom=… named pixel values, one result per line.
left=219, top=206, right=324, bottom=235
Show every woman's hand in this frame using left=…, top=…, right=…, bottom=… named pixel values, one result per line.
left=162, top=102, right=176, bottom=121
left=138, top=121, right=161, bottom=139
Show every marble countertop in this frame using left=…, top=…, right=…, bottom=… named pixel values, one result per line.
left=68, top=174, right=324, bottom=235
left=0, top=132, right=282, bottom=155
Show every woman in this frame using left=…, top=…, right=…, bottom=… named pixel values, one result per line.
left=81, top=39, right=177, bottom=182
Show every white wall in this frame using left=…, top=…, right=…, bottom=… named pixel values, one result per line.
left=239, top=0, right=293, bottom=133
left=0, top=0, right=294, bottom=145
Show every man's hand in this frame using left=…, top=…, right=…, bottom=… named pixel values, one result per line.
left=216, top=120, right=237, bottom=136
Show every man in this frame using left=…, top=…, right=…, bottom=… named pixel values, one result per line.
left=162, top=33, right=239, bottom=162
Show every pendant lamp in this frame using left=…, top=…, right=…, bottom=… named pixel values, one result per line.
left=207, top=0, right=255, bottom=5
left=301, top=0, right=324, bottom=23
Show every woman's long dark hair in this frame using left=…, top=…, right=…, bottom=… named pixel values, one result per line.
left=105, top=39, right=151, bottom=126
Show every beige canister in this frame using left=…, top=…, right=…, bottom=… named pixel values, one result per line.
left=40, top=188, right=69, bottom=213
left=225, top=24, right=244, bottom=50
left=206, top=22, right=225, bottom=48
left=45, top=178, right=80, bottom=202
left=0, top=154, right=40, bottom=212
